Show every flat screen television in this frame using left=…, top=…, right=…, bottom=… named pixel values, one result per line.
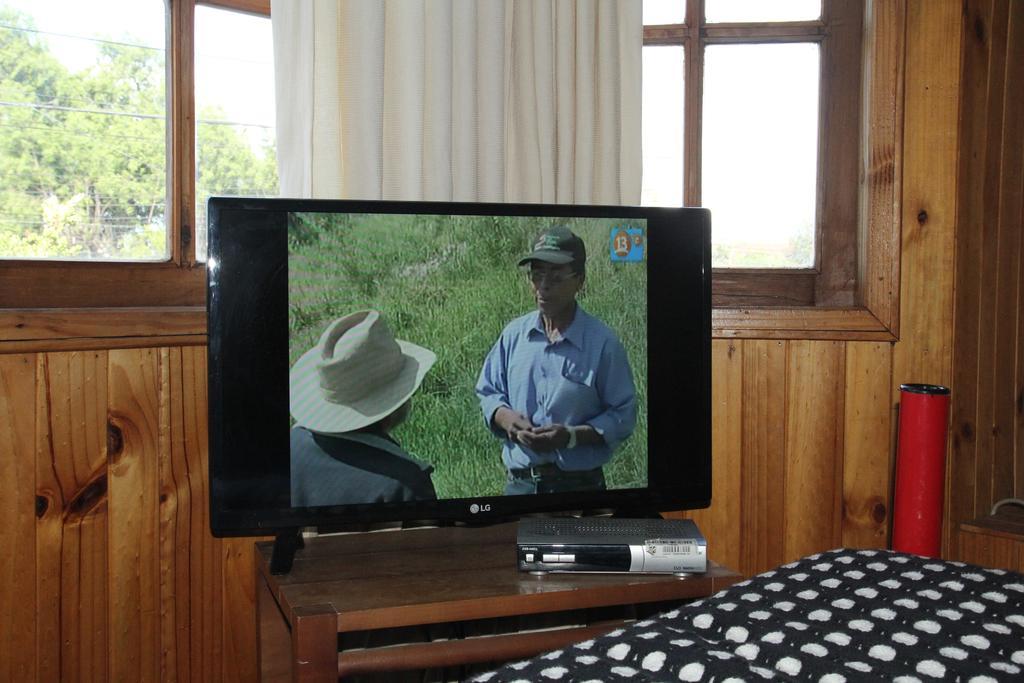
left=206, top=198, right=710, bottom=568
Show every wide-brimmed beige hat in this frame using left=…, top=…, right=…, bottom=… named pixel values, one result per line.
left=289, top=310, right=436, bottom=433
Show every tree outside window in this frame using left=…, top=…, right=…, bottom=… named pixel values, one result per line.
left=0, top=0, right=276, bottom=263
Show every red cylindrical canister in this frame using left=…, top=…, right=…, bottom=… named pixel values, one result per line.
left=891, top=383, right=951, bottom=557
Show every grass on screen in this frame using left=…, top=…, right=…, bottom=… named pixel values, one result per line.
left=288, top=212, right=647, bottom=499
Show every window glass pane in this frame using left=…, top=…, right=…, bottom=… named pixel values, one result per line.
left=643, top=0, right=685, bottom=25
left=641, top=46, right=684, bottom=207
left=703, top=43, right=819, bottom=268
left=705, top=0, right=821, bottom=23
left=0, top=0, right=167, bottom=260
left=194, top=5, right=278, bottom=262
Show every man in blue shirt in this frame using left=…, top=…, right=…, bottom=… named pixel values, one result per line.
left=476, top=225, right=637, bottom=495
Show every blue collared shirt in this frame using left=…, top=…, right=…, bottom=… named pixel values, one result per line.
left=475, top=305, right=637, bottom=471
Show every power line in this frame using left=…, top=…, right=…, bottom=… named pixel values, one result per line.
left=0, top=88, right=160, bottom=113
left=0, top=121, right=164, bottom=143
left=0, top=100, right=274, bottom=129
left=0, top=122, right=274, bottom=150
left=0, top=218, right=164, bottom=226
left=0, top=99, right=163, bottom=120
left=0, top=202, right=167, bottom=212
left=0, top=21, right=273, bottom=67
left=0, top=22, right=163, bottom=53
left=11, top=191, right=166, bottom=201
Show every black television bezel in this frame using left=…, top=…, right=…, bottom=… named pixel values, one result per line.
left=206, top=197, right=711, bottom=536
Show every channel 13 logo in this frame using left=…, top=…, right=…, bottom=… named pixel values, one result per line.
left=610, top=226, right=645, bottom=262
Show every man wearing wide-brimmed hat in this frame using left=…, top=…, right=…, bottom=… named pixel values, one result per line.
left=475, top=225, right=637, bottom=495
left=289, top=310, right=438, bottom=506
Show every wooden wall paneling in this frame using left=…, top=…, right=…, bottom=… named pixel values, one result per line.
left=33, top=352, right=61, bottom=683
left=0, top=354, right=38, bottom=681
left=33, top=354, right=61, bottom=682
left=992, top=0, right=1024, bottom=504
left=76, top=503, right=109, bottom=682
left=39, top=351, right=110, bottom=681
left=947, top=0, right=1024, bottom=549
left=841, top=341, right=894, bottom=548
left=223, top=537, right=261, bottom=682
left=686, top=340, right=744, bottom=572
left=971, top=0, right=1011, bottom=530
left=181, top=346, right=226, bottom=680
left=1018, top=145, right=1024, bottom=501
left=160, top=346, right=191, bottom=681
left=740, top=340, right=788, bottom=575
left=164, top=345, right=230, bottom=681
left=783, top=341, right=845, bottom=561
left=1005, top=0, right=1024, bottom=500
left=893, top=0, right=961, bottom=553
left=107, top=349, right=162, bottom=681
left=948, top=0, right=999, bottom=555
left=892, top=0, right=960, bottom=386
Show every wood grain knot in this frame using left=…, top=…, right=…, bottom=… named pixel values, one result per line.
left=974, top=15, right=986, bottom=43
left=36, top=495, right=49, bottom=518
left=916, top=210, right=928, bottom=225
left=960, top=421, right=974, bottom=442
left=67, top=475, right=107, bottom=519
left=872, top=502, right=887, bottom=524
left=107, top=420, right=124, bottom=460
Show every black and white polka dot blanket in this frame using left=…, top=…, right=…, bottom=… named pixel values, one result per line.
left=472, top=549, right=1024, bottom=681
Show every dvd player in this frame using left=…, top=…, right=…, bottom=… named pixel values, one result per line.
left=517, top=517, right=707, bottom=574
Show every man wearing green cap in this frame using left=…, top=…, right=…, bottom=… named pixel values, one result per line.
left=475, top=225, right=637, bottom=495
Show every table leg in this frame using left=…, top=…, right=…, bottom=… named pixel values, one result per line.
left=291, top=605, right=339, bottom=683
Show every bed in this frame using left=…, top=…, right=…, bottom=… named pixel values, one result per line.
left=472, top=548, right=1024, bottom=681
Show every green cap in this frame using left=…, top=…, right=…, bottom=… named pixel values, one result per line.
left=517, top=225, right=586, bottom=267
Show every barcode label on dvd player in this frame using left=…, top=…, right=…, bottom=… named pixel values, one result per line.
left=646, top=539, right=696, bottom=555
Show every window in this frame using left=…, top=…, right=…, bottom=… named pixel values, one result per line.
left=0, top=0, right=273, bottom=310
left=642, top=0, right=864, bottom=308
left=2, top=0, right=902, bottom=340
left=194, top=3, right=277, bottom=261
left=0, top=0, right=168, bottom=261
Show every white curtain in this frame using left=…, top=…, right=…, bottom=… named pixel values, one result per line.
left=271, top=0, right=641, bottom=205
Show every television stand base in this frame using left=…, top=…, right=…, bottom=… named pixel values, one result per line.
left=269, top=528, right=304, bottom=575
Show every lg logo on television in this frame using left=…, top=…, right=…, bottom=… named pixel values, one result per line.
left=469, top=503, right=492, bottom=514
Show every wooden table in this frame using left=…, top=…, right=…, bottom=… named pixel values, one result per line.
left=256, top=522, right=742, bottom=682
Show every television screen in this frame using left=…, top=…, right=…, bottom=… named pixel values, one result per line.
left=207, top=198, right=710, bottom=536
